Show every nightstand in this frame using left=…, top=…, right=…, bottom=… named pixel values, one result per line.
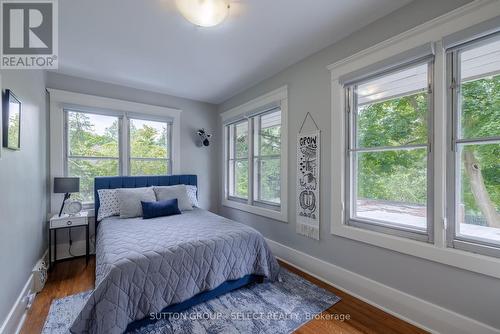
left=48, top=211, right=89, bottom=269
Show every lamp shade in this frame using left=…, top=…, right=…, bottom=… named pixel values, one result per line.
left=54, top=177, right=80, bottom=194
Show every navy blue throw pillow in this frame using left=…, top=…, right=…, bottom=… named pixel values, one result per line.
left=141, top=199, right=181, bottom=219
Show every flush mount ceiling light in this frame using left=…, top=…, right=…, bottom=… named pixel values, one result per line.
left=176, top=0, right=230, bottom=27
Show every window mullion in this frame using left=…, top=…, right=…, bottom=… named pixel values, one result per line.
left=122, top=116, right=129, bottom=176
left=248, top=118, right=254, bottom=206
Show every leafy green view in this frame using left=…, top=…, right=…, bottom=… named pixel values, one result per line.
left=230, top=111, right=281, bottom=204
left=356, top=74, right=499, bottom=227
left=356, top=92, right=428, bottom=206
left=67, top=112, right=169, bottom=202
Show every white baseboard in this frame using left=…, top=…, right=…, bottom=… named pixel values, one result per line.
left=0, top=249, right=49, bottom=334
left=266, top=238, right=500, bottom=334
left=0, top=274, right=33, bottom=334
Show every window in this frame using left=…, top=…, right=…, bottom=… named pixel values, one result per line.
left=345, top=61, right=433, bottom=241
left=227, top=120, right=249, bottom=199
left=253, top=110, right=281, bottom=206
left=226, top=109, right=282, bottom=210
left=65, top=109, right=172, bottom=203
left=129, top=118, right=171, bottom=176
left=222, top=86, right=288, bottom=221
left=66, top=111, right=121, bottom=203
left=447, top=34, right=500, bottom=256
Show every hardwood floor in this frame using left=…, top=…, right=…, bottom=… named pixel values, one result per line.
left=21, top=257, right=95, bottom=334
left=21, top=257, right=426, bottom=334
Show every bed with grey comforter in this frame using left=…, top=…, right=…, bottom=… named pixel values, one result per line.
left=70, top=208, right=280, bottom=334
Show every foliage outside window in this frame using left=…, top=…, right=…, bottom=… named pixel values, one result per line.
left=254, top=111, right=281, bottom=204
left=449, top=36, right=500, bottom=252
left=65, top=110, right=172, bottom=203
left=226, top=109, right=282, bottom=210
left=129, top=118, right=171, bottom=176
left=67, top=111, right=120, bottom=203
left=228, top=121, right=249, bottom=199
left=346, top=62, right=432, bottom=240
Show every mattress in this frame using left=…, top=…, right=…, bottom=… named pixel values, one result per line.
left=70, top=208, right=280, bottom=334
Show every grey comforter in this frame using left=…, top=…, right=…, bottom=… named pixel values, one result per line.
left=70, top=209, right=280, bottom=334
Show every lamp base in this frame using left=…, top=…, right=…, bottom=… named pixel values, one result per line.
left=58, top=193, right=71, bottom=217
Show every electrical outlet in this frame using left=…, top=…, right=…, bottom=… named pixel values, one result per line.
left=25, top=293, right=36, bottom=309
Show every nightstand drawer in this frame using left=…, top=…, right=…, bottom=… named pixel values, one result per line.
left=50, top=216, right=87, bottom=229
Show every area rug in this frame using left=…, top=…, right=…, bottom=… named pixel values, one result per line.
left=42, top=268, right=340, bottom=334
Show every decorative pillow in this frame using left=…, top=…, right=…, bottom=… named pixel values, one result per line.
left=116, top=187, right=156, bottom=218
left=141, top=199, right=181, bottom=219
left=153, top=185, right=193, bottom=211
left=97, top=189, right=119, bottom=222
left=186, top=185, right=199, bottom=207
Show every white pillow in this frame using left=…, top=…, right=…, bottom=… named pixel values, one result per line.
left=186, top=185, right=199, bottom=207
left=97, top=189, right=120, bottom=222
left=154, top=185, right=192, bottom=211
left=116, top=187, right=156, bottom=218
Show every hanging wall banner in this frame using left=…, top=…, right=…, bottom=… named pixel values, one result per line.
left=296, top=130, right=320, bottom=240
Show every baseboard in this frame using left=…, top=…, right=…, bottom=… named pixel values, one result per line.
left=266, top=238, right=500, bottom=334
left=0, top=274, right=33, bottom=334
left=0, top=249, right=49, bottom=334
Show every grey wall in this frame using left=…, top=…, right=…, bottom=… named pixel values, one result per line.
left=0, top=70, right=48, bottom=324
left=218, top=0, right=500, bottom=329
left=45, top=72, right=219, bottom=259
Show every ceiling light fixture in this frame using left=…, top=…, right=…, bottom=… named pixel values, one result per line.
left=176, top=0, right=230, bottom=27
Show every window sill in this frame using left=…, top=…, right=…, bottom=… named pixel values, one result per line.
left=222, top=198, right=287, bottom=222
left=331, top=221, right=500, bottom=279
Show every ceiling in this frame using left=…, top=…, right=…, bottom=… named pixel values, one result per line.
left=56, top=0, right=412, bottom=104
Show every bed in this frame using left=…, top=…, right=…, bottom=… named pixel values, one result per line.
left=69, top=175, right=280, bottom=334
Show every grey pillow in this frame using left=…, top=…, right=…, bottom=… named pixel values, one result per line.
left=154, top=185, right=193, bottom=211
left=117, top=187, right=156, bottom=218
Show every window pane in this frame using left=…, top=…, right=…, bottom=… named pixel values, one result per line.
left=68, top=158, right=119, bottom=203
left=257, top=157, right=281, bottom=204
left=235, top=121, right=248, bottom=158
left=355, top=148, right=427, bottom=230
left=456, top=143, right=500, bottom=244
left=67, top=111, right=119, bottom=157
left=258, top=110, right=281, bottom=156
left=130, top=159, right=169, bottom=176
left=459, top=39, right=500, bottom=139
left=357, top=63, right=428, bottom=105
left=234, top=160, right=248, bottom=198
left=130, top=119, right=169, bottom=159
left=228, top=125, right=235, bottom=159
left=356, top=64, right=429, bottom=148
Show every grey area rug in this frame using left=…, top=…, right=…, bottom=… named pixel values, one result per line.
left=42, top=268, right=340, bottom=334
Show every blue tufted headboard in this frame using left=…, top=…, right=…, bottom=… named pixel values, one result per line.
left=94, top=175, right=197, bottom=220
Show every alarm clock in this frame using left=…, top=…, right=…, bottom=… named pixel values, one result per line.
left=64, top=200, right=83, bottom=216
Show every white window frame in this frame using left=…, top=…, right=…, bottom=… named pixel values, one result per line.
left=446, top=33, right=500, bottom=258
left=328, top=0, right=500, bottom=280
left=344, top=60, right=434, bottom=242
left=221, top=86, right=288, bottom=222
left=49, top=89, right=181, bottom=213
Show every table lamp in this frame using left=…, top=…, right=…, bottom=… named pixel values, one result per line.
left=54, top=177, right=80, bottom=217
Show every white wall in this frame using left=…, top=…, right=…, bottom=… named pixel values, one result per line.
left=0, top=70, right=48, bottom=324
left=218, top=0, right=500, bottom=329
left=45, top=72, right=219, bottom=259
